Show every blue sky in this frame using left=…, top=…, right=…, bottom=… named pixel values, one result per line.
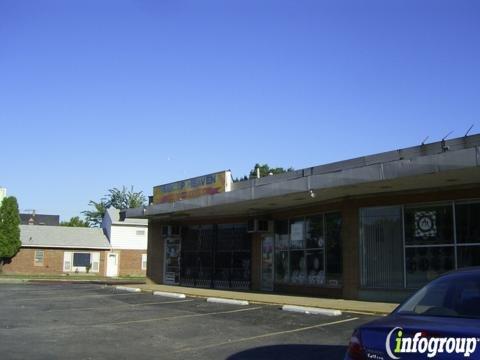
left=1, top=0, right=479, bottom=220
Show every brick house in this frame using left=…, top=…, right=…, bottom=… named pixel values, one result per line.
left=3, top=209, right=148, bottom=277
left=2, top=225, right=110, bottom=275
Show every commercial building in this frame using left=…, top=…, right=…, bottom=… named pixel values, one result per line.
left=126, top=135, right=480, bottom=302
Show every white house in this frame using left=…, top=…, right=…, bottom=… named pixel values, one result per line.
left=101, top=207, right=148, bottom=277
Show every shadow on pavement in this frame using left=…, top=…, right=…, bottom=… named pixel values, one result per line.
left=226, top=344, right=347, bottom=360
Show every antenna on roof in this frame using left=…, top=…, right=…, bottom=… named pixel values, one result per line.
left=442, top=131, right=453, bottom=141
left=421, top=136, right=429, bottom=146
left=464, top=124, right=474, bottom=137
left=441, top=131, right=453, bottom=152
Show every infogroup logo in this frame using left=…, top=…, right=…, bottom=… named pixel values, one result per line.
left=385, top=327, right=479, bottom=359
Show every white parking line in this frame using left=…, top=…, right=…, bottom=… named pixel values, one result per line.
left=92, top=306, right=263, bottom=327
left=13, top=292, right=142, bottom=302
left=45, top=299, right=194, bottom=312
left=174, top=316, right=360, bottom=353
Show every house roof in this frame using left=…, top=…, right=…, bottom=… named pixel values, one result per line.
left=20, top=213, right=60, bottom=226
left=106, top=207, right=148, bottom=226
left=20, top=225, right=111, bottom=249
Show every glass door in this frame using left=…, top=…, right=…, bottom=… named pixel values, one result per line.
left=261, top=235, right=274, bottom=291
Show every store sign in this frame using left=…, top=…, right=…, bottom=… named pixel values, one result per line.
left=164, top=272, right=177, bottom=284
left=153, top=171, right=231, bottom=204
left=414, top=211, right=437, bottom=237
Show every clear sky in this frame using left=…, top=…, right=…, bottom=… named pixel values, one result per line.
left=1, top=0, right=479, bottom=221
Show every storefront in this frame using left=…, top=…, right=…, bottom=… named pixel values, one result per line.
left=359, top=199, right=480, bottom=300
left=127, top=134, right=480, bottom=302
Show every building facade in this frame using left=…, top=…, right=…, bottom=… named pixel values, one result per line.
left=2, top=225, right=110, bottom=275
left=126, top=135, right=480, bottom=302
left=101, top=207, right=148, bottom=277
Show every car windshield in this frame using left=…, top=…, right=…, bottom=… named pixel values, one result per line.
left=397, top=272, right=480, bottom=319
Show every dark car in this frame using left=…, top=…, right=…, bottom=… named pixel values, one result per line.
left=345, top=267, right=480, bottom=360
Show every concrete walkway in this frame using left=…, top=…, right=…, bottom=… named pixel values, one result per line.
left=136, top=284, right=398, bottom=315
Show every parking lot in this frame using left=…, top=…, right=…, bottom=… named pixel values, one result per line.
left=0, top=283, right=378, bottom=359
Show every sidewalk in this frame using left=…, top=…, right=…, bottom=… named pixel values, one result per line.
left=0, top=275, right=146, bottom=285
left=136, top=284, right=398, bottom=315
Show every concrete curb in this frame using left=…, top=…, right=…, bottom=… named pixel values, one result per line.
left=153, top=291, right=186, bottom=299
left=206, top=297, right=249, bottom=306
left=115, top=286, right=141, bottom=293
left=282, top=305, right=342, bottom=316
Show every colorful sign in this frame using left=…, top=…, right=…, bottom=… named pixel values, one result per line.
left=153, top=171, right=231, bottom=204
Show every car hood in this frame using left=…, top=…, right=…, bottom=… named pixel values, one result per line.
left=359, top=314, right=480, bottom=360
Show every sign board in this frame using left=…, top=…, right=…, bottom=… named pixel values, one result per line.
left=415, top=211, right=437, bottom=238
left=164, top=272, right=177, bottom=285
left=153, top=171, right=232, bottom=204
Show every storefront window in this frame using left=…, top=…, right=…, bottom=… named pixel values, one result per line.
left=289, top=219, right=305, bottom=249
left=325, top=212, right=342, bottom=285
left=404, top=204, right=453, bottom=245
left=360, top=206, right=404, bottom=289
left=274, top=212, right=342, bottom=287
left=455, top=202, right=480, bottom=244
left=274, top=220, right=289, bottom=250
left=275, top=251, right=289, bottom=283
left=361, top=200, right=480, bottom=291
left=457, top=246, right=480, bottom=268
left=406, top=246, right=454, bottom=289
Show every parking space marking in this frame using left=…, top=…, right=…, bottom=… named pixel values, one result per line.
left=174, top=316, right=360, bottom=354
left=92, top=306, right=263, bottom=327
left=0, top=286, right=107, bottom=295
left=11, top=292, right=144, bottom=302
left=45, top=299, right=194, bottom=312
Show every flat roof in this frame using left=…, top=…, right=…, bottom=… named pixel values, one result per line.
left=126, top=134, right=480, bottom=221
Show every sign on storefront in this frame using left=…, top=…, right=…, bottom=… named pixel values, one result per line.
left=153, top=171, right=232, bottom=204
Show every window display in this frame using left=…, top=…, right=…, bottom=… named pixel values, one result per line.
left=180, top=224, right=251, bottom=289
left=455, top=202, right=480, bottom=244
left=274, top=220, right=289, bottom=250
left=274, top=212, right=342, bottom=287
left=306, top=216, right=324, bottom=249
left=306, top=250, right=325, bottom=285
left=404, top=204, right=453, bottom=245
left=457, top=246, right=480, bottom=268
left=290, top=219, right=305, bottom=249
left=289, top=250, right=305, bottom=284
left=275, top=251, right=289, bottom=283
left=361, top=200, right=480, bottom=290
left=406, top=246, right=454, bottom=288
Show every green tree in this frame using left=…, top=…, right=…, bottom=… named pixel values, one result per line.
left=0, top=197, right=21, bottom=270
left=83, top=186, right=146, bottom=227
left=248, top=163, right=294, bottom=179
left=60, top=216, right=89, bottom=227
